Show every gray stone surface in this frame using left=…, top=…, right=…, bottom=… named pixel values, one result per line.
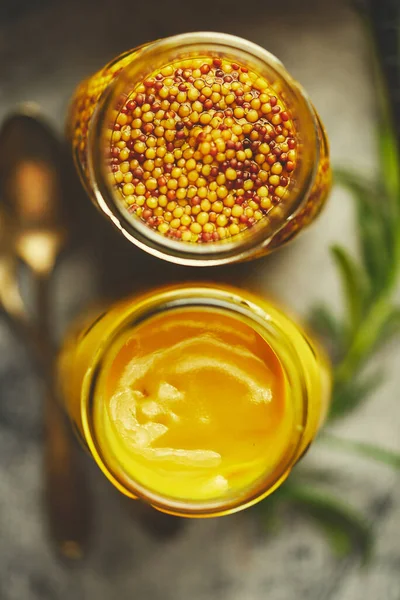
left=0, top=0, right=399, bottom=598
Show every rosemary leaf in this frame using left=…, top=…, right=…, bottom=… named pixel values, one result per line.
left=334, top=170, right=393, bottom=293
left=309, top=304, right=345, bottom=362
left=378, top=119, right=400, bottom=203
left=278, top=483, right=372, bottom=561
left=334, top=296, right=393, bottom=383
left=320, top=433, right=400, bottom=469
left=328, top=370, right=385, bottom=421
left=330, top=245, right=370, bottom=337
left=372, top=306, right=400, bottom=352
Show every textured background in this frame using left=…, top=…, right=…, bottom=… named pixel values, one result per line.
left=0, top=0, right=399, bottom=598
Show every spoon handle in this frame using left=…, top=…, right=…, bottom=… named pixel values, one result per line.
left=44, top=387, right=91, bottom=559
left=36, top=275, right=92, bottom=560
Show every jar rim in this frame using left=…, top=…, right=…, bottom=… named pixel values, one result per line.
left=80, top=284, right=309, bottom=517
left=87, top=32, right=320, bottom=266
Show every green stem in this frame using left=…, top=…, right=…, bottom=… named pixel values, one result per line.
left=388, top=231, right=400, bottom=291
left=334, top=294, right=393, bottom=383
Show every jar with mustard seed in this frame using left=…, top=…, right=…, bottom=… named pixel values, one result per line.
left=67, top=32, right=331, bottom=266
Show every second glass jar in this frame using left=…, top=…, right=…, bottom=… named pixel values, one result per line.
left=58, top=283, right=331, bottom=517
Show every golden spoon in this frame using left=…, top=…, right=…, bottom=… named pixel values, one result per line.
left=0, top=108, right=91, bottom=559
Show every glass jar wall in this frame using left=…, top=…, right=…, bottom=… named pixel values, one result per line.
left=58, top=283, right=331, bottom=517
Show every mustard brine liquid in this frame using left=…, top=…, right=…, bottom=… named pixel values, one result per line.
left=58, top=285, right=331, bottom=515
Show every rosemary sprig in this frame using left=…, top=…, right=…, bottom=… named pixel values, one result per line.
left=312, top=0, right=400, bottom=421
left=259, top=4, right=400, bottom=560
left=314, top=124, right=400, bottom=421
left=259, top=150, right=400, bottom=559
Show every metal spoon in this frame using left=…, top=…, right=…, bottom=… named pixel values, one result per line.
left=0, top=108, right=91, bottom=559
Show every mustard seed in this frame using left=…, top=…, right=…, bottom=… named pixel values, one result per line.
left=109, top=55, right=297, bottom=243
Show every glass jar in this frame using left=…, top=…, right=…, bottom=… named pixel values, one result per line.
left=58, top=283, right=331, bottom=517
left=67, top=32, right=331, bottom=266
